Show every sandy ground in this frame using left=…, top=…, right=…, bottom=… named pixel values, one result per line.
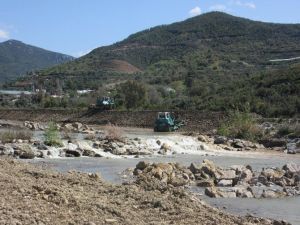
left=0, top=158, right=285, bottom=225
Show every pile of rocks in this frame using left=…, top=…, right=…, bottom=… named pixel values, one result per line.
left=93, top=138, right=153, bottom=156
left=133, top=161, right=194, bottom=190
left=24, top=121, right=45, bottom=131
left=198, top=135, right=265, bottom=152
left=131, top=160, right=300, bottom=199
left=61, top=122, right=95, bottom=134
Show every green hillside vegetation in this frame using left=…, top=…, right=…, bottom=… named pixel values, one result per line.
left=0, top=40, right=74, bottom=83
left=8, top=12, right=300, bottom=117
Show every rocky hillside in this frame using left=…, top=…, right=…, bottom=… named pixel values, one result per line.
left=0, top=39, right=74, bottom=83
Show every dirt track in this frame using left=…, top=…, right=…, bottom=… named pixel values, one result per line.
left=0, top=109, right=225, bottom=133
left=0, top=158, right=282, bottom=225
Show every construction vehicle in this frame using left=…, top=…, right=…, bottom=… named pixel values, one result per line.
left=89, top=96, right=115, bottom=110
left=153, top=112, right=184, bottom=132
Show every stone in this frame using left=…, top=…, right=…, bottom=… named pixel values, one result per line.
left=286, top=143, right=297, bottom=154
left=0, top=144, right=14, bottom=155
left=15, top=144, right=35, bottom=159
left=73, top=122, right=83, bottom=131
left=198, top=135, right=208, bottom=143
left=261, top=190, right=283, bottom=198
left=205, top=187, right=220, bottom=198
left=156, top=140, right=161, bottom=145
left=217, top=179, right=233, bottom=187
left=189, top=163, right=202, bottom=174
left=67, top=143, right=78, bottom=151
left=240, top=169, right=253, bottom=182
left=231, top=140, right=244, bottom=148
left=82, top=149, right=96, bottom=157
left=65, top=149, right=81, bottom=157
left=259, top=139, right=286, bottom=148
left=219, top=169, right=236, bottom=180
left=214, top=136, right=227, bottom=145
left=196, top=180, right=214, bottom=187
left=160, top=143, right=171, bottom=151
left=136, top=161, right=150, bottom=171
left=283, top=163, right=300, bottom=175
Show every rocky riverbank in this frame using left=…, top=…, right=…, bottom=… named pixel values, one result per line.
left=0, top=120, right=299, bottom=160
left=0, top=158, right=291, bottom=225
left=129, top=160, right=300, bottom=199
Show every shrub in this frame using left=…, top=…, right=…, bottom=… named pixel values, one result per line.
left=44, top=122, right=63, bottom=147
left=0, top=130, right=33, bottom=144
left=103, top=124, right=124, bottom=142
left=277, top=123, right=300, bottom=138
left=217, top=110, right=263, bottom=141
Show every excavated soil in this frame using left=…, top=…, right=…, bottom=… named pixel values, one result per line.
left=0, top=109, right=225, bottom=133
left=0, top=158, right=282, bottom=225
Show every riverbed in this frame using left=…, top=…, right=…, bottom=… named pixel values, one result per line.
left=28, top=151, right=300, bottom=225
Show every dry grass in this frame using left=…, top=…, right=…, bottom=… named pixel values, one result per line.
left=103, top=124, right=124, bottom=142
left=0, top=130, right=33, bottom=144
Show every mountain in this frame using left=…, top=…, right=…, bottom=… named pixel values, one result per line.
left=12, top=12, right=300, bottom=116
left=0, top=40, right=74, bottom=83
left=38, top=12, right=300, bottom=85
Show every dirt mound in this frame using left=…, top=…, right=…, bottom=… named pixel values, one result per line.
left=102, top=59, right=141, bottom=74
left=0, top=158, right=283, bottom=225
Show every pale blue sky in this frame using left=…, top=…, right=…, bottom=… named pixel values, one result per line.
left=0, top=0, right=300, bottom=57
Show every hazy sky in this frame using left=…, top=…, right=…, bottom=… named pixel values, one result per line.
left=1, top=0, right=299, bottom=57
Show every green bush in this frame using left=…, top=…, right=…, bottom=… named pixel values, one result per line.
left=44, top=122, right=63, bottom=147
left=277, top=123, right=300, bottom=138
left=217, top=110, right=263, bottom=141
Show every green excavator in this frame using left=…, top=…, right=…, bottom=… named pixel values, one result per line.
left=153, top=112, right=185, bottom=132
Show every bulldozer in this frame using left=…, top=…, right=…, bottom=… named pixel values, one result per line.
left=89, top=96, right=115, bottom=110
left=153, top=112, right=184, bottom=132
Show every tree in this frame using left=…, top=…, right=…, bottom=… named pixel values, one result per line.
left=117, top=81, right=147, bottom=109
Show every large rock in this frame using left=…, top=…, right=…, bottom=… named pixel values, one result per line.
left=189, top=163, right=202, bottom=174
left=283, top=163, right=300, bottom=179
left=259, top=139, right=286, bottom=148
left=0, top=144, right=14, bottom=155
left=15, top=144, right=35, bottom=159
left=135, top=161, right=150, bottom=171
left=205, top=187, right=221, bottom=198
left=65, top=149, right=81, bottom=157
left=219, top=169, right=236, bottom=180
left=217, top=179, right=233, bottom=187
left=214, top=136, right=227, bottom=145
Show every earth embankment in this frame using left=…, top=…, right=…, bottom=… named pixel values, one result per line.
left=0, top=109, right=225, bottom=132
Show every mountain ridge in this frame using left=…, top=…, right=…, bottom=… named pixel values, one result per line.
left=0, top=39, right=74, bottom=83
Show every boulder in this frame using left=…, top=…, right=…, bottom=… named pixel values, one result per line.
left=283, top=163, right=300, bottom=179
left=205, top=187, right=221, bottom=198
left=135, top=161, right=150, bottom=171
left=261, top=168, right=284, bottom=181
left=0, top=144, right=14, bottom=155
left=65, top=149, right=81, bottom=157
left=240, top=169, right=253, bottom=182
left=214, top=136, right=227, bottom=145
left=219, top=169, right=236, bottom=180
left=189, top=163, right=202, bottom=174
left=17, top=144, right=35, bottom=159
left=231, top=140, right=244, bottom=149
left=217, top=179, right=233, bottom=187
left=72, top=122, right=83, bottom=131
left=259, top=139, right=286, bottom=148
left=160, top=143, right=171, bottom=151
left=82, top=149, right=96, bottom=157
